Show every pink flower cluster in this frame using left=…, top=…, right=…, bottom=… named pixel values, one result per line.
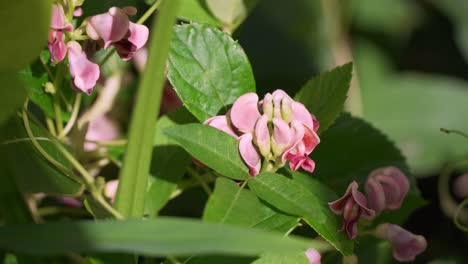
left=205, top=90, right=320, bottom=176
left=328, top=166, right=427, bottom=262
left=47, top=4, right=148, bottom=95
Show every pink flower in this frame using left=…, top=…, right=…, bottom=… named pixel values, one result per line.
left=328, top=181, right=375, bottom=239
left=365, top=166, right=410, bottom=214
left=48, top=4, right=73, bottom=63
left=204, top=90, right=320, bottom=176
left=84, top=115, right=120, bottom=151
left=67, top=41, right=100, bottom=95
left=305, top=248, right=321, bottom=264
left=104, top=180, right=119, bottom=203
left=86, top=7, right=149, bottom=60
left=453, top=173, right=468, bottom=199
left=375, top=223, right=427, bottom=262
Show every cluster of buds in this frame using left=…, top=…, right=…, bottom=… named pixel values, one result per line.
left=47, top=2, right=148, bottom=95
left=328, top=167, right=427, bottom=262
left=205, top=90, right=320, bottom=176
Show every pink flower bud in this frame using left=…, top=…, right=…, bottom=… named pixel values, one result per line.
left=67, top=41, right=100, bottom=95
left=254, top=114, right=271, bottom=158
left=453, top=173, right=468, bottom=199
left=271, top=117, right=291, bottom=156
left=239, top=133, right=261, bottom=176
left=365, top=166, right=409, bottom=214
left=104, top=180, right=119, bottom=203
left=262, top=93, right=273, bottom=120
left=375, top=224, right=427, bottom=262
left=305, top=248, right=321, bottom=264
left=329, top=181, right=375, bottom=239
left=48, top=4, right=73, bottom=63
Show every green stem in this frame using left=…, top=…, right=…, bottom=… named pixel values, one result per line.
left=137, top=0, right=163, bottom=24
left=454, top=198, right=468, bottom=232
left=114, top=0, right=181, bottom=218
left=46, top=117, right=57, bottom=136
left=59, top=93, right=82, bottom=139
left=53, top=65, right=66, bottom=134
left=99, top=0, right=163, bottom=67
left=187, top=167, right=212, bottom=195
left=438, top=161, right=468, bottom=225
left=22, top=104, right=73, bottom=177
left=440, top=128, right=468, bottom=140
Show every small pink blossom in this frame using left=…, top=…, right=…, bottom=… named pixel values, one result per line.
left=86, top=7, right=148, bottom=60
left=204, top=90, right=320, bottom=176
left=84, top=115, right=120, bottom=151
left=328, top=181, right=375, bottom=239
left=365, top=166, right=410, bottom=214
left=67, top=41, right=100, bottom=95
left=104, top=180, right=119, bottom=203
left=48, top=4, right=73, bottom=63
left=375, top=223, right=427, bottom=262
left=305, top=248, right=321, bottom=264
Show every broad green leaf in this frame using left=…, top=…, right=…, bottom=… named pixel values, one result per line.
left=252, top=251, right=310, bottom=264
left=355, top=42, right=468, bottom=174
left=177, top=0, right=222, bottom=26
left=0, top=1, right=52, bottom=71
left=114, top=0, right=181, bottom=218
left=0, top=217, right=330, bottom=256
left=294, top=63, right=352, bottom=134
left=203, top=178, right=299, bottom=233
left=167, top=23, right=255, bottom=122
left=311, top=114, right=426, bottom=224
left=0, top=117, right=82, bottom=195
left=249, top=172, right=353, bottom=255
left=164, top=124, right=249, bottom=180
left=145, top=109, right=194, bottom=217
left=0, top=73, right=27, bottom=125
left=205, top=0, right=257, bottom=31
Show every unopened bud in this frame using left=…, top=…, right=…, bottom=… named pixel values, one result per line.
left=262, top=93, right=273, bottom=120
left=281, top=97, right=293, bottom=122
left=44, top=82, right=56, bottom=94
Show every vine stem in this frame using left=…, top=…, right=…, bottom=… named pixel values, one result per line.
left=187, top=167, right=212, bottom=195
left=22, top=101, right=122, bottom=220
left=438, top=160, right=468, bottom=227
left=454, top=198, right=468, bottom=232
left=440, top=128, right=468, bottom=140
left=220, top=180, right=249, bottom=224
left=59, top=93, right=82, bottom=139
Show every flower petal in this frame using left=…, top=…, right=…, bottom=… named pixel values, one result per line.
left=376, top=224, right=427, bottom=262
left=271, top=117, right=291, bottom=156
left=48, top=31, right=67, bottom=63
left=305, top=249, right=321, bottom=264
left=67, top=41, right=100, bottom=95
left=291, top=101, right=314, bottom=130
left=230, top=93, right=261, bottom=133
left=239, top=133, right=261, bottom=176
left=204, top=115, right=237, bottom=138
left=365, top=177, right=386, bottom=214
left=87, top=7, right=130, bottom=48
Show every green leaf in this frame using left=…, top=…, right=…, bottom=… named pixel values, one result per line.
left=164, top=124, right=249, bottom=180
left=167, top=23, right=255, bottom=122
left=252, top=251, right=310, bottom=264
left=311, top=114, right=426, bottom=224
left=249, top=172, right=353, bottom=255
left=294, top=63, right=353, bottom=134
left=0, top=218, right=330, bottom=256
left=114, top=0, right=182, bottom=218
left=84, top=196, right=113, bottom=220
left=203, top=178, right=299, bottom=233
left=145, top=109, right=194, bottom=217
left=0, top=1, right=52, bottom=71
left=0, top=73, right=27, bottom=125
left=205, top=0, right=258, bottom=31
left=0, top=117, right=82, bottom=195
left=18, top=66, right=72, bottom=122
left=177, top=0, right=222, bottom=26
